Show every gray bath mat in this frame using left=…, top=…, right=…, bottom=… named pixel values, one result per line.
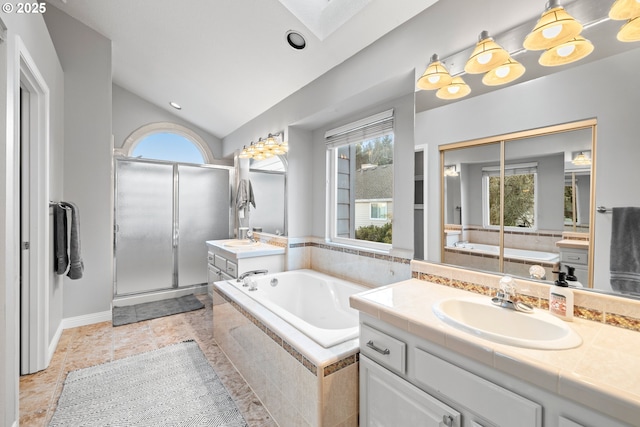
left=49, top=340, right=247, bottom=427
left=112, top=294, right=204, bottom=326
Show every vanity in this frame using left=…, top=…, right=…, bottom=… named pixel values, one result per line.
left=350, top=265, right=640, bottom=427
left=205, top=239, right=284, bottom=284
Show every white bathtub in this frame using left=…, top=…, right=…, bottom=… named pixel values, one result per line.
left=226, top=269, right=366, bottom=348
left=450, top=242, right=559, bottom=262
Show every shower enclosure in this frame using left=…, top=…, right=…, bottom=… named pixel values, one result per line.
left=114, top=158, right=232, bottom=298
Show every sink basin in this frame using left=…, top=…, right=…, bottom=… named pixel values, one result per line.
left=432, top=297, right=582, bottom=350
left=223, top=240, right=260, bottom=248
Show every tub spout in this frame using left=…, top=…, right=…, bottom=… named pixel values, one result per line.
left=237, top=269, right=268, bottom=283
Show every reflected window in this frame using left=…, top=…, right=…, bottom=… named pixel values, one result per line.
left=132, top=132, right=205, bottom=164
left=483, top=163, right=537, bottom=230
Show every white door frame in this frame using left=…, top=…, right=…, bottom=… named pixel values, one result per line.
left=16, top=37, right=51, bottom=374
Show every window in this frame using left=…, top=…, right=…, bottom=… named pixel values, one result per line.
left=326, top=110, right=394, bottom=248
left=119, top=122, right=215, bottom=164
left=483, top=163, right=537, bottom=230
left=370, top=202, right=388, bottom=220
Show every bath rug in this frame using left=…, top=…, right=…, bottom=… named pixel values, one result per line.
left=49, top=340, right=248, bottom=427
left=112, top=294, right=204, bottom=326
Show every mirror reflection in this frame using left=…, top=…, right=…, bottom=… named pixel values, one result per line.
left=441, top=123, right=593, bottom=287
left=247, top=155, right=287, bottom=236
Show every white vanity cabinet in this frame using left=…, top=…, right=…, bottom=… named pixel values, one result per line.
left=358, top=314, right=632, bottom=427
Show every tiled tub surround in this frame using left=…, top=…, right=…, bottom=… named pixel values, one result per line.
left=213, top=279, right=360, bottom=427
left=348, top=260, right=640, bottom=426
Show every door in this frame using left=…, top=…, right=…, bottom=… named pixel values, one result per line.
left=114, top=159, right=230, bottom=296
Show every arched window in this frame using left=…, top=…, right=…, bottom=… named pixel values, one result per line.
left=118, top=122, right=215, bottom=164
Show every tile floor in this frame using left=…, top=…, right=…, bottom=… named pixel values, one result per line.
left=19, top=294, right=277, bottom=427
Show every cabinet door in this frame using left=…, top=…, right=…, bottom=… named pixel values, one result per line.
left=360, top=355, right=460, bottom=427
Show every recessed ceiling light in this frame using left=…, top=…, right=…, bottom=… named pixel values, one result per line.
left=286, top=30, right=306, bottom=50
left=169, top=101, right=182, bottom=110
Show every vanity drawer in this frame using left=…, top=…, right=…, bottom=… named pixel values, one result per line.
left=214, top=254, right=227, bottom=270
left=226, top=261, right=237, bottom=278
left=560, top=248, right=588, bottom=265
left=360, top=324, right=406, bottom=374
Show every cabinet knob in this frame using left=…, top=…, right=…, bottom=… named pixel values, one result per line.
left=366, top=340, right=390, bottom=355
left=442, top=415, right=454, bottom=426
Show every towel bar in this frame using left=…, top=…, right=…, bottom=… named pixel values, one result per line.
left=597, top=206, right=612, bottom=213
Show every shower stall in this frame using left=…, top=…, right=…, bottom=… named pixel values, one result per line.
left=114, top=158, right=232, bottom=301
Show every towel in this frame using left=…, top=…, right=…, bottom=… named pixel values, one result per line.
left=53, top=204, right=69, bottom=275
left=60, top=201, right=84, bottom=280
left=610, top=207, right=640, bottom=295
left=236, top=179, right=255, bottom=210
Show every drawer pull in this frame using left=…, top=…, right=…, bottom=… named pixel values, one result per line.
left=366, top=340, right=390, bottom=355
left=442, top=415, right=454, bottom=427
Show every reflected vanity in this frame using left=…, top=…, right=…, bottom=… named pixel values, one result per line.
left=439, top=120, right=595, bottom=287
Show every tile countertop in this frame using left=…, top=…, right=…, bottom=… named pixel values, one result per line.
left=206, top=239, right=285, bottom=259
left=555, top=239, right=590, bottom=250
left=349, top=278, right=640, bottom=426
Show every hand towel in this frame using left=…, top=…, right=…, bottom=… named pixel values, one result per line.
left=53, top=204, right=69, bottom=275
left=610, top=207, right=640, bottom=295
left=236, top=179, right=256, bottom=210
left=60, top=201, right=84, bottom=280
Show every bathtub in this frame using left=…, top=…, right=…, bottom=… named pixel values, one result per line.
left=226, top=269, right=364, bottom=348
left=450, top=242, right=559, bottom=262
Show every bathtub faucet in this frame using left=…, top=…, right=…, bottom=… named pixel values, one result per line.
left=237, top=269, right=268, bottom=284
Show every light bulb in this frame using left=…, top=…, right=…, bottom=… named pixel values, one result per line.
left=557, top=44, right=576, bottom=57
left=428, top=75, right=441, bottom=84
left=448, top=85, right=460, bottom=94
left=477, top=52, right=492, bottom=65
left=495, top=66, right=510, bottom=78
left=542, top=24, right=563, bottom=39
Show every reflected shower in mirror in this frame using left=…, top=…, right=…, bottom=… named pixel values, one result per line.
left=247, top=155, right=287, bottom=236
left=440, top=121, right=594, bottom=287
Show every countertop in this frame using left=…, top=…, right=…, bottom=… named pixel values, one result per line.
left=350, top=279, right=640, bottom=426
left=206, top=239, right=285, bottom=259
left=555, top=239, right=590, bottom=250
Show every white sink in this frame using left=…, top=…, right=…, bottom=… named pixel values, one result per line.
left=432, top=297, right=582, bottom=350
left=223, top=240, right=260, bottom=248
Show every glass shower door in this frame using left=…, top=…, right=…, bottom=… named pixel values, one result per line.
left=115, top=160, right=175, bottom=295
left=177, top=165, right=230, bottom=287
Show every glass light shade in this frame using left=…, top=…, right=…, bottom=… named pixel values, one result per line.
left=572, top=152, right=591, bottom=166
left=609, top=0, right=640, bottom=20
left=617, top=16, right=640, bottom=42
left=482, top=58, right=526, bottom=86
left=238, top=146, right=251, bottom=159
left=523, top=4, right=583, bottom=51
left=443, top=165, right=459, bottom=177
left=417, top=54, right=453, bottom=90
left=436, top=77, right=471, bottom=100
left=464, top=32, right=510, bottom=74
left=538, top=36, right=594, bottom=66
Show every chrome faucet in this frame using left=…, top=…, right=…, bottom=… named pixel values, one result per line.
left=237, top=269, right=268, bottom=283
left=491, top=276, right=533, bottom=313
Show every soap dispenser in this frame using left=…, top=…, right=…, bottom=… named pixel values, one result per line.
left=565, top=265, right=583, bottom=288
left=549, top=271, right=574, bottom=321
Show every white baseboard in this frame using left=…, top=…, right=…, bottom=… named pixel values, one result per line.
left=47, top=322, right=64, bottom=365
left=61, top=310, right=112, bottom=329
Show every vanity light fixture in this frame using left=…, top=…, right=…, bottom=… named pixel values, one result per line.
left=464, top=31, right=510, bottom=74
left=436, top=77, right=471, bottom=100
left=482, top=57, right=526, bottom=86
left=609, top=0, right=640, bottom=20
left=239, top=132, right=288, bottom=160
left=523, top=0, right=583, bottom=51
left=417, top=54, right=453, bottom=90
left=571, top=151, right=591, bottom=166
left=616, top=16, right=640, bottom=42
left=538, top=35, right=594, bottom=66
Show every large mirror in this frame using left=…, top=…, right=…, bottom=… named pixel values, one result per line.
left=246, top=155, right=287, bottom=235
left=441, top=120, right=595, bottom=287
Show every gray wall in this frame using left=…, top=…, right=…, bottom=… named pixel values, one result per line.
left=112, top=84, right=223, bottom=159
left=44, top=6, right=114, bottom=318
left=418, top=48, right=640, bottom=293
left=1, top=10, right=64, bottom=426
